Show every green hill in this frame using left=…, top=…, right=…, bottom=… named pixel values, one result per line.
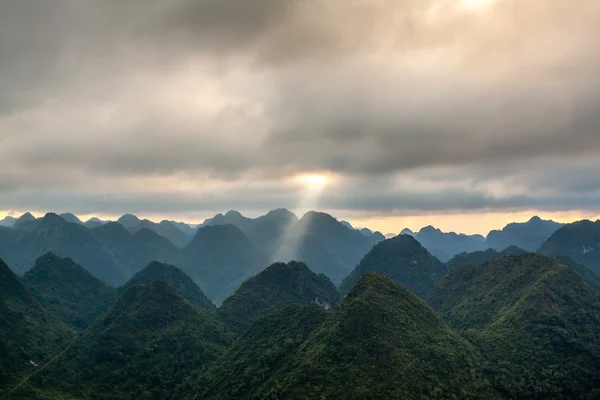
left=23, top=253, right=117, bottom=330
left=429, top=254, right=600, bottom=398
left=446, top=246, right=528, bottom=269
left=218, top=261, right=340, bottom=334
left=339, top=234, right=447, bottom=298
left=0, top=259, right=75, bottom=391
left=214, top=273, right=493, bottom=399
left=121, top=261, right=215, bottom=312
left=189, top=303, right=328, bottom=399
left=32, top=281, right=233, bottom=400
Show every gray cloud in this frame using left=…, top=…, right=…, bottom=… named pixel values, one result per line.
left=0, top=0, right=599, bottom=218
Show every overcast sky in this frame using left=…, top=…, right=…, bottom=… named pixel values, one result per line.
left=1, top=0, right=599, bottom=234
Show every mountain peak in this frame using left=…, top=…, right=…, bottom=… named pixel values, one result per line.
left=224, top=210, right=244, bottom=218
left=339, top=234, right=447, bottom=298
left=219, top=260, right=340, bottom=333
left=117, top=213, right=141, bottom=228
left=122, top=261, right=215, bottom=311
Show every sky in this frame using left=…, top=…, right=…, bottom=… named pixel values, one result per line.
left=1, top=0, right=600, bottom=235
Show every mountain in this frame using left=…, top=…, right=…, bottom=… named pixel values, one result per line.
left=191, top=303, right=329, bottom=399
left=400, top=228, right=414, bottom=236
left=169, top=220, right=196, bottom=236
left=218, top=261, right=340, bottom=334
left=290, top=211, right=382, bottom=282
left=429, top=254, right=600, bottom=398
left=201, top=273, right=492, bottom=399
left=121, top=261, right=215, bottom=312
left=203, top=210, right=256, bottom=234
left=539, top=219, right=600, bottom=275
left=446, top=246, right=528, bottom=269
left=414, top=226, right=486, bottom=261
left=33, top=281, right=233, bottom=400
left=183, top=224, right=266, bottom=302
left=92, top=222, right=182, bottom=280
left=339, top=234, right=447, bottom=298
left=23, top=253, right=117, bottom=330
left=486, top=215, right=562, bottom=252
left=116, top=213, right=141, bottom=229
left=0, top=259, right=74, bottom=389
left=0, top=216, right=16, bottom=227
left=269, top=233, right=347, bottom=283
left=12, top=212, right=38, bottom=231
left=58, top=213, right=83, bottom=225
left=384, top=232, right=397, bottom=239
left=83, top=217, right=107, bottom=229
left=0, top=213, right=123, bottom=285
left=128, top=219, right=192, bottom=248
left=246, top=208, right=297, bottom=250
left=553, top=254, right=600, bottom=292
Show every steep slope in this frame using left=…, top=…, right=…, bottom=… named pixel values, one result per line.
left=0, top=260, right=74, bottom=389
left=269, top=233, right=348, bottom=283
left=446, top=246, right=528, bottom=269
left=429, top=254, right=600, bottom=398
left=116, top=213, right=141, bottom=228
left=121, top=261, right=215, bottom=311
left=246, top=208, right=298, bottom=250
left=92, top=223, right=182, bottom=280
left=190, top=303, right=328, bottom=399
left=553, top=254, right=600, bottom=292
left=12, top=212, right=36, bottom=229
left=339, top=234, right=447, bottom=298
left=33, top=281, right=233, bottom=400
left=414, top=226, right=486, bottom=261
left=23, top=253, right=117, bottom=330
left=83, top=217, right=107, bottom=229
left=0, top=216, right=16, bottom=227
left=291, top=211, right=382, bottom=281
left=183, top=224, right=266, bottom=302
left=218, top=261, right=340, bottom=334
left=487, top=215, right=562, bottom=252
left=58, top=213, right=83, bottom=224
left=213, top=273, right=491, bottom=399
left=129, top=219, right=192, bottom=248
left=1, top=213, right=123, bottom=285
left=539, top=219, right=600, bottom=275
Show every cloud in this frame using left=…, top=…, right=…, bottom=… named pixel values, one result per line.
left=0, top=0, right=600, bottom=218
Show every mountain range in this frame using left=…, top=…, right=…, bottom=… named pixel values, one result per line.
left=2, top=226, right=600, bottom=398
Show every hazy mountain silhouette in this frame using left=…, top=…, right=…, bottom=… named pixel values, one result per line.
left=413, top=226, right=486, bottom=261
left=486, top=216, right=562, bottom=252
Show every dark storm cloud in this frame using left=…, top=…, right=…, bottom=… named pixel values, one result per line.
left=1, top=0, right=600, bottom=216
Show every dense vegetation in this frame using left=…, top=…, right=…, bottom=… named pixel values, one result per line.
left=121, top=261, right=215, bottom=312
left=211, top=273, right=495, bottom=399
left=339, top=234, right=447, bottom=298
left=189, top=303, right=328, bottom=399
left=23, top=253, right=117, bottom=330
left=2, top=211, right=600, bottom=399
left=34, top=281, right=233, bottom=399
left=0, top=259, right=74, bottom=392
left=218, top=261, right=340, bottom=334
left=429, top=254, right=600, bottom=398
left=446, top=246, right=527, bottom=269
